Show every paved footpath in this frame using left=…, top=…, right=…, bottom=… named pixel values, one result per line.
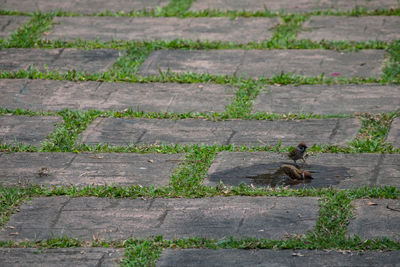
left=1, top=0, right=400, bottom=265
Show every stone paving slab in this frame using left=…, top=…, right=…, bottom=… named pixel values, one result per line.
left=0, top=0, right=168, bottom=13
left=189, top=0, right=400, bottom=12
left=207, top=152, right=400, bottom=189
left=252, top=84, right=400, bottom=114
left=157, top=249, right=400, bottom=267
left=0, top=248, right=123, bottom=267
left=0, top=79, right=235, bottom=113
left=0, top=115, right=62, bottom=146
left=0, top=16, right=30, bottom=39
left=0, top=48, right=119, bottom=73
left=0, top=152, right=184, bottom=187
left=387, top=117, right=400, bottom=148
left=139, top=49, right=385, bottom=78
left=79, top=118, right=360, bottom=147
left=299, top=16, right=400, bottom=41
left=347, top=198, right=400, bottom=240
left=0, top=196, right=319, bottom=241
left=48, top=17, right=278, bottom=42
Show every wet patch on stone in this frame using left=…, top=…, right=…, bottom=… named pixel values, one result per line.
left=210, top=161, right=350, bottom=189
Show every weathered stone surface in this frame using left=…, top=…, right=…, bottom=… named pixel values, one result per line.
left=0, top=16, right=30, bottom=39
left=253, top=84, right=400, bottom=114
left=0, top=248, right=123, bottom=267
left=0, top=152, right=183, bottom=186
left=189, top=0, right=400, bottom=12
left=48, top=17, right=278, bottom=42
left=0, top=0, right=168, bottom=13
left=0, top=79, right=235, bottom=112
left=0, top=115, right=62, bottom=146
left=299, top=16, right=400, bottom=41
left=348, top=199, right=400, bottom=240
left=79, top=118, right=360, bottom=146
left=0, top=48, right=119, bottom=73
left=206, top=152, right=391, bottom=189
left=139, top=49, right=385, bottom=78
left=157, top=249, right=400, bottom=267
left=387, top=117, right=400, bottom=147
left=0, top=196, right=319, bottom=241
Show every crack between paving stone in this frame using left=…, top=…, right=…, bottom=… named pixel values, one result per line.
left=1, top=19, right=12, bottom=32
left=96, top=253, right=106, bottom=267
left=63, top=153, right=78, bottom=172
left=50, top=198, right=71, bottom=229
left=369, top=154, right=385, bottom=185
left=224, top=129, right=237, bottom=146
left=235, top=216, right=245, bottom=234
left=166, top=94, right=177, bottom=113
left=135, top=129, right=147, bottom=145
left=51, top=48, right=65, bottom=64
left=147, top=199, right=155, bottom=211
left=79, top=118, right=103, bottom=143
left=328, top=119, right=340, bottom=143
left=234, top=51, right=247, bottom=77
left=155, top=209, right=168, bottom=228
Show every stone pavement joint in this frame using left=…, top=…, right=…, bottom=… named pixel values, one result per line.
left=206, top=152, right=400, bottom=189
left=189, top=0, right=400, bottom=12
left=0, top=79, right=235, bottom=113
left=298, top=16, right=400, bottom=42
left=0, top=0, right=169, bottom=13
left=0, top=196, right=319, bottom=241
left=48, top=17, right=278, bottom=43
left=0, top=48, right=119, bottom=73
left=252, top=84, right=400, bottom=114
left=0, top=248, right=123, bottom=267
left=387, top=117, right=400, bottom=148
left=156, top=249, right=400, bottom=267
left=78, top=118, right=361, bottom=146
left=0, top=16, right=30, bottom=39
left=0, top=115, right=62, bottom=146
left=347, top=199, right=400, bottom=241
left=0, top=152, right=184, bottom=187
left=139, top=49, right=385, bottom=78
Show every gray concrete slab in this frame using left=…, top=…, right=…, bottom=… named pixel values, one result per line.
left=0, top=115, right=62, bottom=146
left=157, top=249, right=400, bottom=267
left=0, top=16, right=30, bottom=39
left=189, top=0, right=400, bottom=12
left=79, top=118, right=360, bottom=147
left=206, top=152, right=390, bottom=189
left=299, top=16, right=400, bottom=41
left=0, top=79, right=235, bottom=113
left=252, top=84, right=400, bottom=114
left=139, top=49, right=385, bottom=78
left=0, top=152, right=184, bottom=187
left=0, top=248, right=123, bottom=267
left=0, top=48, right=119, bottom=73
left=387, top=117, right=400, bottom=148
left=348, top=198, right=400, bottom=240
left=0, top=196, right=319, bottom=241
left=48, top=17, right=278, bottom=42
left=0, top=0, right=168, bottom=13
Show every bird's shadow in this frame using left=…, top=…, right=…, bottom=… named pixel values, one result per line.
left=208, top=161, right=350, bottom=189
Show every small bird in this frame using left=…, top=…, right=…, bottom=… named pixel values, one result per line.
left=279, top=164, right=313, bottom=180
left=288, top=142, right=308, bottom=165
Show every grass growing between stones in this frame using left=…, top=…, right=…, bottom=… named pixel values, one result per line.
left=4, top=12, right=54, bottom=48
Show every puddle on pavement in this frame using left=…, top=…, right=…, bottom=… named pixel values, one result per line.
left=208, top=161, right=351, bottom=189
left=246, top=163, right=350, bottom=189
